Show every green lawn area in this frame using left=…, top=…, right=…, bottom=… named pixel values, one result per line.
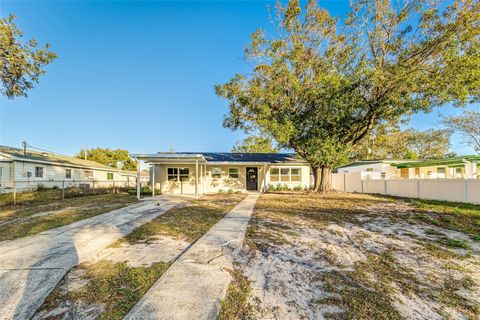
left=0, top=190, right=138, bottom=242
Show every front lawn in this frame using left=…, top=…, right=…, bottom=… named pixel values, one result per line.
left=221, top=193, right=480, bottom=319
left=0, top=192, right=138, bottom=241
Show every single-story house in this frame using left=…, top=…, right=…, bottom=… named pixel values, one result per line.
left=336, top=156, right=479, bottom=179
left=0, top=145, right=146, bottom=192
left=132, top=152, right=313, bottom=196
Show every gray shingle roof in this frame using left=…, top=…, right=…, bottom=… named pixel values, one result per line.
left=158, top=152, right=306, bottom=163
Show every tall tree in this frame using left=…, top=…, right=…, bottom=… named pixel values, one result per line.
left=352, top=127, right=453, bottom=160
left=216, top=0, right=479, bottom=191
left=0, top=15, right=56, bottom=99
left=442, top=110, right=480, bottom=153
left=232, top=136, right=279, bottom=153
left=76, top=148, right=137, bottom=171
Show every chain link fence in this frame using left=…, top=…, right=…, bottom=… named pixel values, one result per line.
left=0, top=179, right=147, bottom=205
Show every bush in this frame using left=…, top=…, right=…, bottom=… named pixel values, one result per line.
left=36, top=184, right=47, bottom=191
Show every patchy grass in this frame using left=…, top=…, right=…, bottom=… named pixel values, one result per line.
left=40, top=260, right=169, bottom=320
left=0, top=193, right=137, bottom=241
left=236, top=192, right=480, bottom=319
left=116, top=194, right=245, bottom=245
left=218, top=265, right=256, bottom=320
left=406, top=198, right=480, bottom=235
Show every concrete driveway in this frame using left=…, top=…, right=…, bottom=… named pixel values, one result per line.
left=0, top=195, right=188, bottom=320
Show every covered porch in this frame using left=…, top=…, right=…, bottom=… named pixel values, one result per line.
left=132, top=153, right=268, bottom=199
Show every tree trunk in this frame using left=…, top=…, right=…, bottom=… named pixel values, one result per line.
left=313, top=166, right=332, bottom=193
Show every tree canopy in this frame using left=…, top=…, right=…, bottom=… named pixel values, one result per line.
left=0, top=15, right=56, bottom=99
left=216, top=0, right=479, bottom=191
left=442, top=110, right=480, bottom=153
left=76, top=148, right=137, bottom=171
left=352, top=127, right=454, bottom=160
left=232, top=136, right=279, bottom=153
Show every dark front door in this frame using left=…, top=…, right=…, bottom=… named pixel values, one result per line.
left=246, top=167, right=258, bottom=191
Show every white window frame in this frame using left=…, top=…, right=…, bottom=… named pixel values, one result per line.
left=270, top=167, right=302, bottom=183
left=211, top=167, right=221, bottom=179
left=228, top=167, right=239, bottom=179
left=35, top=166, right=44, bottom=178
left=84, top=170, right=94, bottom=179
left=65, top=169, right=72, bottom=179
left=167, top=167, right=190, bottom=182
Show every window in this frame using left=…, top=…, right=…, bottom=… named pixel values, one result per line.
left=84, top=170, right=94, bottom=179
left=437, top=167, right=446, bottom=178
left=228, top=168, right=239, bottom=179
left=415, top=168, right=420, bottom=177
left=290, top=168, right=301, bottom=182
left=455, top=167, right=463, bottom=178
left=66, top=169, right=72, bottom=179
left=35, top=166, right=44, bottom=178
left=366, top=168, right=374, bottom=172
left=0, top=167, right=3, bottom=187
left=211, top=167, right=221, bottom=179
left=270, top=167, right=302, bottom=183
left=270, top=168, right=279, bottom=181
left=400, top=168, right=409, bottom=179
left=168, top=168, right=190, bottom=181
left=107, top=172, right=114, bottom=180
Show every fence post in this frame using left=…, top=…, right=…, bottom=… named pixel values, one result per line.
left=113, top=180, right=116, bottom=194
left=343, top=173, right=346, bottom=192
left=384, top=179, right=387, bottom=195
left=361, top=179, right=364, bottom=193
left=62, top=180, right=65, bottom=200
left=464, top=179, right=468, bottom=203
left=13, top=180, right=17, bottom=205
left=417, top=179, right=420, bottom=199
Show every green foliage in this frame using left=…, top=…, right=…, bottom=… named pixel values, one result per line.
left=76, top=147, right=137, bottom=171
left=232, top=135, right=279, bottom=153
left=0, top=15, right=56, bottom=98
left=352, top=126, right=454, bottom=160
left=442, top=111, right=480, bottom=153
left=216, top=0, right=480, bottom=191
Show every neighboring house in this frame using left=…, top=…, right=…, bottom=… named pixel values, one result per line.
left=133, top=152, right=313, bottom=196
left=337, top=156, right=479, bottom=179
left=0, top=145, right=144, bottom=192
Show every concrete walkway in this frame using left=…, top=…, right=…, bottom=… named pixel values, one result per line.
left=125, top=193, right=260, bottom=320
left=0, top=195, right=188, bottom=320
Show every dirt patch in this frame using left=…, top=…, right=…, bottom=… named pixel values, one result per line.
left=229, top=193, right=480, bottom=319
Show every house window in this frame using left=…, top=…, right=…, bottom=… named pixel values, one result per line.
left=455, top=167, right=463, bottom=178
left=84, top=170, right=94, bottom=179
left=400, top=168, right=409, bottom=179
left=167, top=168, right=190, bottom=181
left=35, top=166, right=44, bottom=178
left=66, top=169, right=72, bottom=179
left=415, top=168, right=420, bottom=177
left=270, top=168, right=279, bottom=181
left=107, top=172, right=114, bottom=180
left=211, top=167, right=221, bottom=179
left=0, top=167, right=3, bottom=187
left=228, top=168, right=239, bottom=179
left=270, top=168, right=302, bottom=182
left=366, top=168, right=374, bottom=172
left=437, top=167, right=446, bottom=178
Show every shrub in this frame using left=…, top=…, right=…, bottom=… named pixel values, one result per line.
left=36, top=184, right=47, bottom=191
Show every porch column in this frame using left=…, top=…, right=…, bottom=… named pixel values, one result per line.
left=136, top=158, right=141, bottom=200
left=195, top=159, right=199, bottom=198
left=204, top=164, right=207, bottom=194
left=151, top=164, right=155, bottom=197
left=263, top=163, right=267, bottom=192
left=200, top=164, right=203, bottom=195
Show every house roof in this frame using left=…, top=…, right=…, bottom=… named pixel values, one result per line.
left=0, top=145, right=122, bottom=171
left=132, top=152, right=307, bottom=164
left=392, top=155, right=480, bottom=168
left=336, top=159, right=413, bottom=169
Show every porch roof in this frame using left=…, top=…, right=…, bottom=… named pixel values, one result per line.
left=132, top=152, right=307, bottom=164
left=392, top=155, right=480, bottom=168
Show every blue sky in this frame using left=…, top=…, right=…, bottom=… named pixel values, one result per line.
left=0, top=1, right=478, bottom=156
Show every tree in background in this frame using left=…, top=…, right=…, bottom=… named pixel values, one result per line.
left=216, top=0, right=479, bottom=192
left=442, top=111, right=480, bottom=153
left=352, top=127, right=453, bottom=160
left=76, top=148, right=137, bottom=171
left=0, top=15, right=56, bottom=99
left=232, top=136, right=279, bottom=153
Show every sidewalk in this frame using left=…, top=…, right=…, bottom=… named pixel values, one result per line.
left=0, top=196, right=186, bottom=320
left=125, top=193, right=260, bottom=320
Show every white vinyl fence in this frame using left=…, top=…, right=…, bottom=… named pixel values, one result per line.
left=332, top=172, right=480, bottom=204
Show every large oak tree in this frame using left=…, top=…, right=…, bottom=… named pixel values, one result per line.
left=216, top=0, right=479, bottom=191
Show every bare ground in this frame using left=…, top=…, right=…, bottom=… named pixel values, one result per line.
left=227, top=193, right=480, bottom=320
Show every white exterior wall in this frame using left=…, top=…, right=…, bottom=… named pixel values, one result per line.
left=151, top=163, right=312, bottom=195
left=1, top=160, right=136, bottom=192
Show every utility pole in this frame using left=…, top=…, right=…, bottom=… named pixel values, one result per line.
left=22, top=141, right=27, bottom=156
left=84, top=145, right=87, bottom=160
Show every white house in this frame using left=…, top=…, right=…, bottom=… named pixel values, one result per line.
left=132, top=152, right=313, bottom=197
left=336, top=156, right=479, bottom=179
left=0, top=145, right=145, bottom=192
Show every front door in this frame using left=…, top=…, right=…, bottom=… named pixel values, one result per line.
left=246, top=167, right=258, bottom=191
